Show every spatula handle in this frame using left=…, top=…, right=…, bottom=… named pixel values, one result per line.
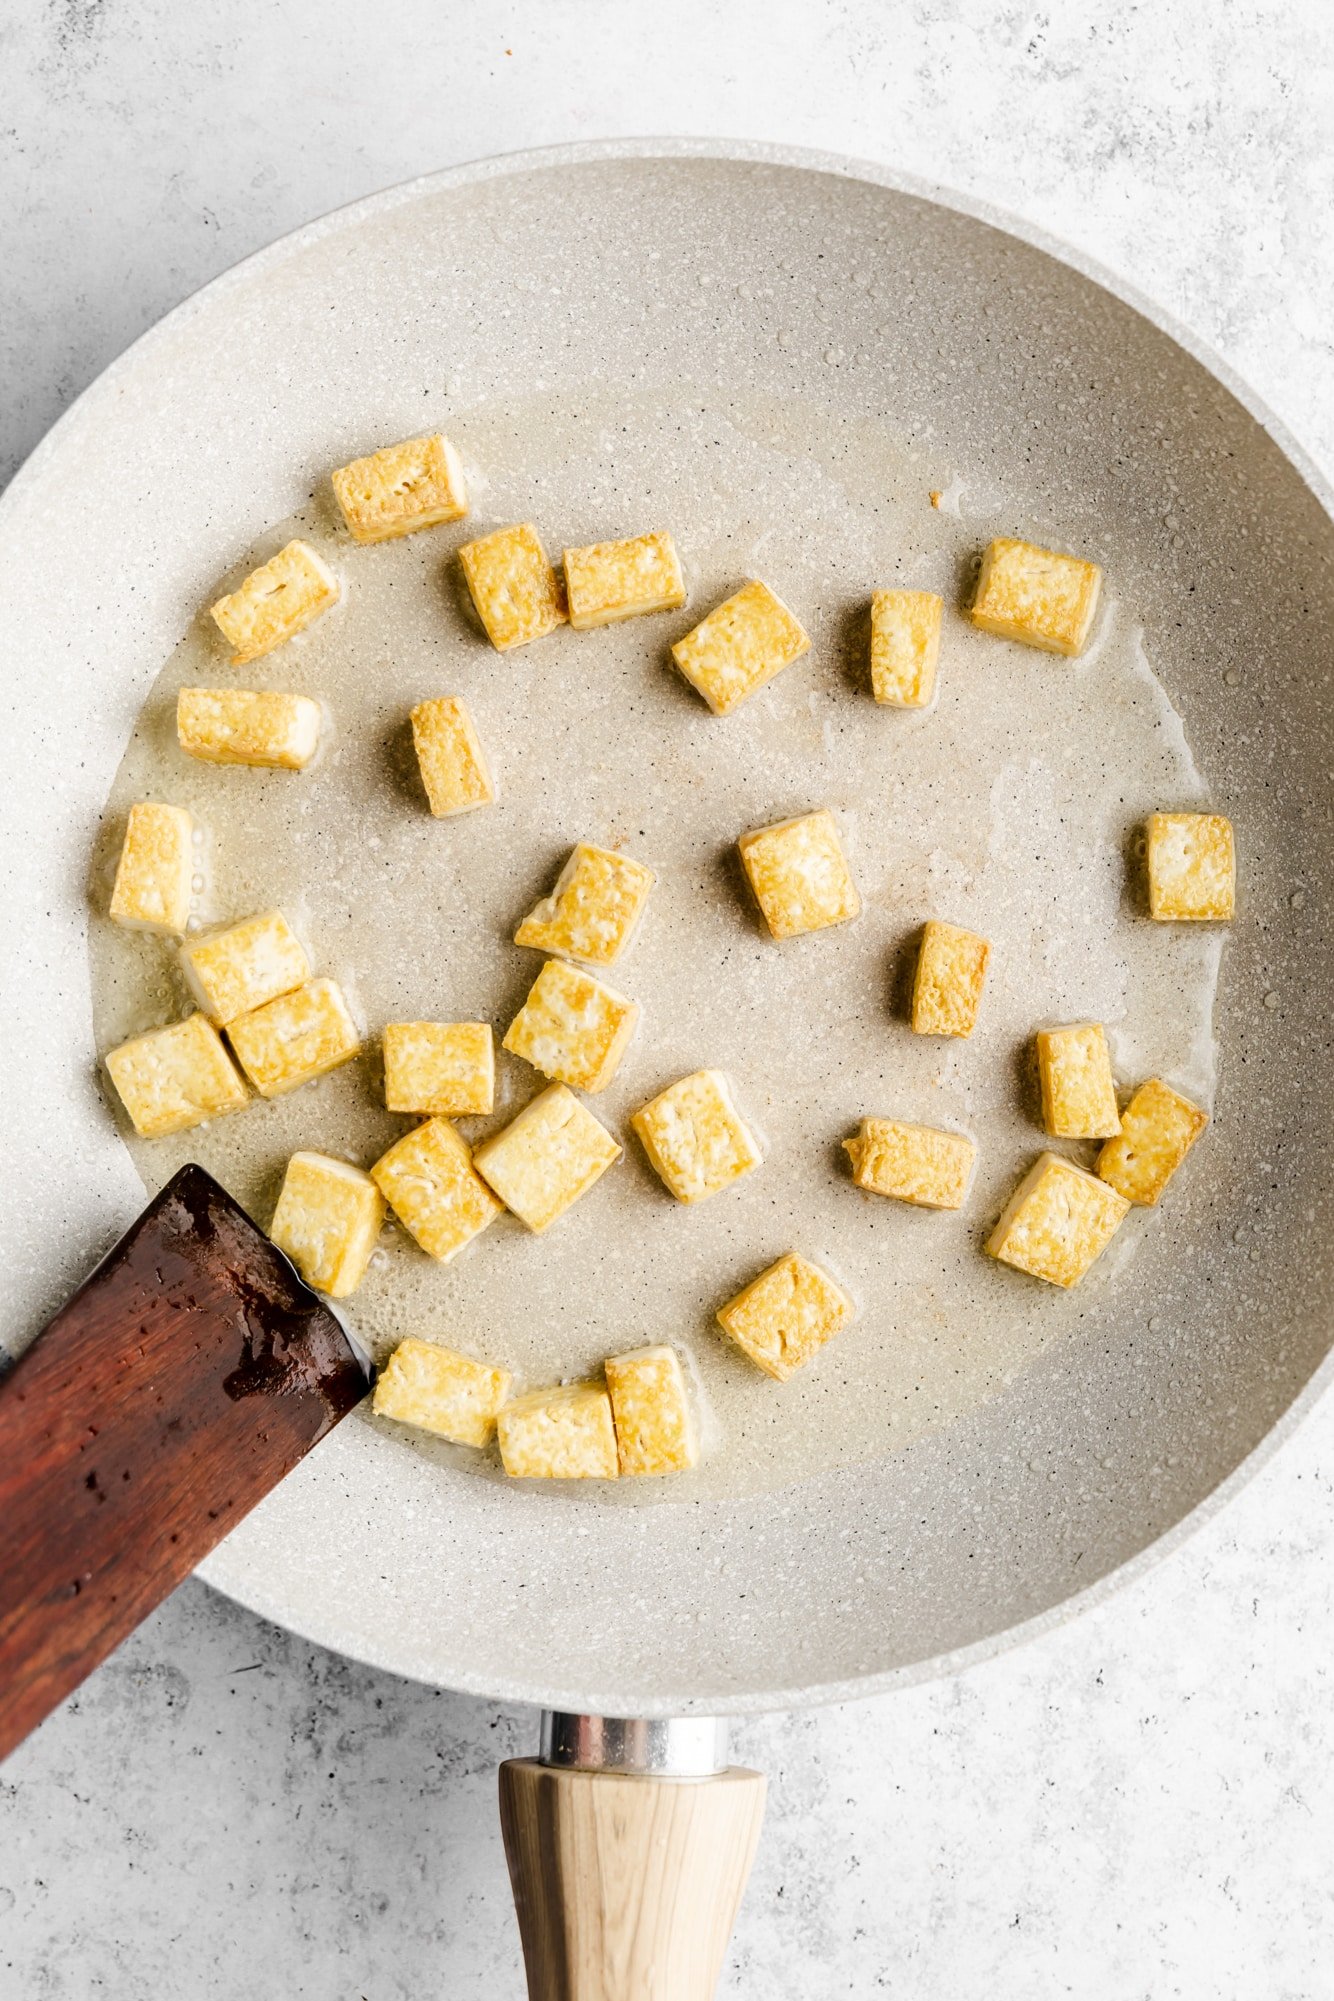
left=499, top=1755, right=765, bottom=2001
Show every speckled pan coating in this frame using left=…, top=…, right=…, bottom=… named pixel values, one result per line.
left=3, top=142, right=1334, bottom=1716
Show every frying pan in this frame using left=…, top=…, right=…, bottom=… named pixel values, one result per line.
left=4, top=138, right=1334, bottom=1985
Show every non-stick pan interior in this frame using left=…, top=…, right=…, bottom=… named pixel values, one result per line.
left=3, top=146, right=1332, bottom=1712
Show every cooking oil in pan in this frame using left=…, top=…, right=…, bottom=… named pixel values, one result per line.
left=87, top=387, right=1222, bottom=1504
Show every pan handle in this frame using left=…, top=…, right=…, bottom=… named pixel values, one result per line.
left=499, top=1713, right=766, bottom=2001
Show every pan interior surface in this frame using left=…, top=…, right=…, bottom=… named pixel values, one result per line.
left=3, top=149, right=1333, bottom=1712
left=87, top=395, right=1221, bottom=1510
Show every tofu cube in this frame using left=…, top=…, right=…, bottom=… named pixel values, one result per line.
left=968, top=537, right=1102, bottom=657
left=177, top=688, right=323, bottom=770
left=209, top=540, right=340, bottom=664
left=105, top=1013, right=247, bottom=1139
left=108, top=802, right=194, bottom=935
left=515, top=842, right=655, bottom=966
left=472, top=1083, right=620, bottom=1234
left=269, top=1150, right=386, bottom=1299
left=372, top=1117, right=502, bottom=1262
left=738, top=810, right=860, bottom=940
left=331, top=434, right=468, bottom=544
left=605, top=1346, right=697, bottom=1475
left=670, top=579, right=809, bottom=714
left=987, top=1153, right=1129, bottom=1288
left=503, top=959, right=638, bottom=1093
left=716, top=1251, right=854, bottom=1382
left=1145, top=813, right=1235, bottom=921
left=1097, top=1077, right=1208, bottom=1206
left=912, top=921, right=991, bottom=1037
left=382, top=1021, right=494, bottom=1117
left=1036, top=1022, right=1121, bottom=1139
left=372, top=1337, right=511, bottom=1447
left=411, top=696, right=494, bottom=817
left=226, top=977, right=360, bottom=1097
left=871, top=590, right=943, bottom=708
left=458, top=522, right=566, bottom=651
left=180, top=909, right=310, bottom=1025
left=631, top=1069, right=762, bottom=1204
left=497, top=1383, right=620, bottom=1479
left=844, top=1118, right=975, bottom=1209
left=563, top=530, right=686, bottom=629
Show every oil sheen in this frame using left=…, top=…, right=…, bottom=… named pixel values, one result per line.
left=87, top=388, right=1222, bottom=1506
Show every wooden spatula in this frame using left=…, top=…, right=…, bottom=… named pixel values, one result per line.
left=0, top=1162, right=366, bottom=1762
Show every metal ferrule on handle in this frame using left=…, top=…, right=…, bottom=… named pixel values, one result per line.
left=539, top=1710, right=729, bottom=1777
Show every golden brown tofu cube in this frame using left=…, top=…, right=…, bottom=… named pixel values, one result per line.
left=371, top=1117, right=503, bottom=1263
left=105, top=1013, right=248, bottom=1139
left=503, top=959, right=638, bottom=1094
left=472, top=1084, right=620, bottom=1234
left=410, top=696, right=494, bottom=817
left=716, top=1251, right=854, bottom=1382
left=108, top=802, right=195, bottom=936
left=1097, top=1077, right=1208, bottom=1206
left=497, top=1383, right=620, bottom=1479
left=844, top=1118, right=975, bottom=1209
left=177, top=688, right=323, bottom=770
left=1145, top=813, right=1235, bottom=921
left=738, top=810, right=860, bottom=941
left=330, top=434, right=468, bottom=544
left=987, top=1153, right=1129, bottom=1288
left=269, top=1151, right=385, bottom=1299
left=912, top=921, right=991, bottom=1037
left=563, top=531, right=686, bottom=629
left=209, top=540, right=340, bottom=664
left=382, top=1021, right=494, bottom=1117
left=180, top=909, right=310, bottom=1026
left=631, top=1069, right=762, bottom=1204
left=458, top=522, right=567, bottom=650
left=515, top=842, right=655, bottom=966
left=870, top=590, right=943, bottom=707
left=226, top=977, right=360, bottom=1097
left=372, top=1337, right=511, bottom=1447
left=670, top=579, right=809, bottom=714
left=969, top=537, right=1102, bottom=657
left=605, top=1346, right=697, bottom=1475
left=1036, top=1023, right=1121, bottom=1139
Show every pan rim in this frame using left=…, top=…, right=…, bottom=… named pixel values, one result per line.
left=12, top=136, right=1333, bottom=1715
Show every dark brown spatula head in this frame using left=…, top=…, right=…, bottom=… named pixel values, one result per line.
left=0, top=1162, right=366, bottom=1763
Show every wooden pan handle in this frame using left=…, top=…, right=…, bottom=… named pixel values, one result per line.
left=499, top=1759, right=765, bottom=2001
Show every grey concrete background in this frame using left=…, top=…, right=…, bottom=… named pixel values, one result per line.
left=3, top=3, right=1333, bottom=1995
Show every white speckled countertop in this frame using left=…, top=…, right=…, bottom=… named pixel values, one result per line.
left=3, top=3, right=1334, bottom=1994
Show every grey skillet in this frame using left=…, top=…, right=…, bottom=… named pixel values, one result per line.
left=2, top=142, right=1333, bottom=1993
